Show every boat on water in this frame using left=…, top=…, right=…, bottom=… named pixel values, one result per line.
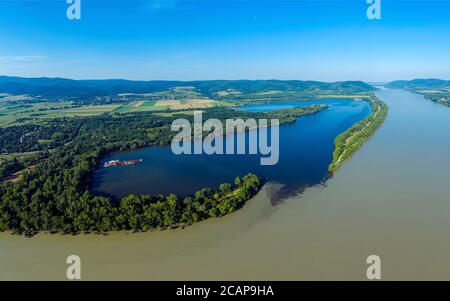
left=103, top=159, right=143, bottom=168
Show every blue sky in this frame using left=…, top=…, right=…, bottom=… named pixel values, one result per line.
left=0, top=0, right=449, bottom=81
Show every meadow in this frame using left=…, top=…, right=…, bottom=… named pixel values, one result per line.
left=0, top=98, right=229, bottom=127
left=0, top=101, right=119, bottom=127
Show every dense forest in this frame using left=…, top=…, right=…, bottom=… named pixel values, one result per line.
left=0, top=105, right=326, bottom=235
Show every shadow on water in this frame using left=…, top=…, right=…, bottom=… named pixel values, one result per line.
left=269, top=171, right=333, bottom=205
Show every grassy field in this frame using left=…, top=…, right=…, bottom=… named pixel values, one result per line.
left=0, top=94, right=33, bottom=102
left=155, top=99, right=217, bottom=110
left=0, top=97, right=229, bottom=127
left=0, top=151, right=40, bottom=161
left=0, top=102, right=121, bottom=127
left=46, top=105, right=121, bottom=117
left=113, top=100, right=168, bottom=113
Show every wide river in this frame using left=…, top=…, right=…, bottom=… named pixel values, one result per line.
left=1, top=89, right=450, bottom=280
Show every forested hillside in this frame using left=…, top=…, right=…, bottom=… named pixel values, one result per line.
left=0, top=76, right=375, bottom=100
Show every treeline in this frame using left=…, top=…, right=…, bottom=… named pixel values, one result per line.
left=424, top=93, right=450, bottom=107
left=329, top=96, right=388, bottom=172
left=0, top=169, right=260, bottom=235
left=265, top=104, right=328, bottom=123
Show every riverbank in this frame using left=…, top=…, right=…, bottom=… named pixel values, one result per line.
left=2, top=88, right=448, bottom=280
left=0, top=182, right=279, bottom=280
left=418, top=92, right=450, bottom=107
left=6, top=89, right=449, bottom=280
left=328, top=95, right=388, bottom=172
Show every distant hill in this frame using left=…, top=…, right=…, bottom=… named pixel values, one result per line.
left=0, top=76, right=375, bottom=99
left=387, top=79, right=450, bottom=107
left=386, top=79, right=450, bottom=90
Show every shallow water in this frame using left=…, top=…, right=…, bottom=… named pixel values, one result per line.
left=1, top=89, right=450, bottom=280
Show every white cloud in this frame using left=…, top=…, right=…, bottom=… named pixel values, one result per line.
left=0, top=55, right=47, bottom=63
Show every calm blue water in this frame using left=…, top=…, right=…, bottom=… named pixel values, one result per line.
left=91, top=99, right=371, bottom=200
left=237, top=99, right=339, bottom=112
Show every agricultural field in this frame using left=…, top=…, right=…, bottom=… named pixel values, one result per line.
left=0, top=93, right=34, bottom=102
left=154, top=99, right=229, bottom=110
left=0, top=96, right=230, bottom=127
left=113, top=100, right=168, bottom=113
left=0, top=101, right=120, bottom=127
left=48, top=104, right=121, bottom=117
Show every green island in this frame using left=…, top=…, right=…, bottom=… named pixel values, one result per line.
left=328, top=95, right=389, bottom=172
